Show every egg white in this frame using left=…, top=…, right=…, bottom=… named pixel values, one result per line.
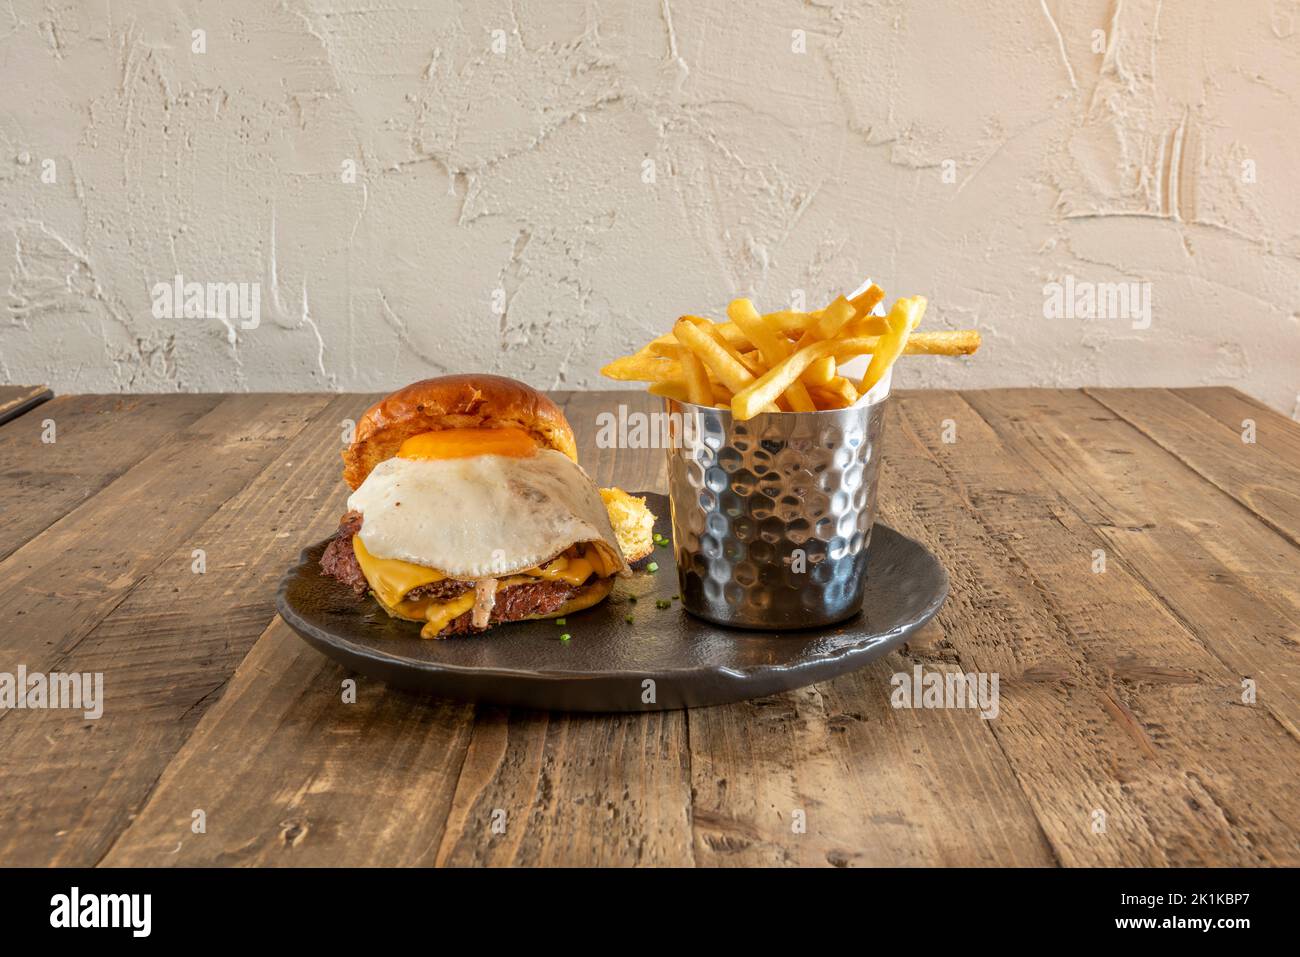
left=347, top=448, right=629, bottom=580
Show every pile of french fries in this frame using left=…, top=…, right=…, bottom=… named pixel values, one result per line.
left=601, top=284, right=980, bottom=420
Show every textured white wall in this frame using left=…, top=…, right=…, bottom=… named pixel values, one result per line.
left=1, top=0, right=1297, bottom=412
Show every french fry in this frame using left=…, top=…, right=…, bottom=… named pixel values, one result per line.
left=783, top=296, right=853, bottom=388
left=825, top=376, right=859, bottom=405
left=672, top=318, right=760, bottom=397
left=634, top=328, right=981, bottom=388
left=603, top=280, right=979, bottom=417
left=648, top=380, right=690, bottom=401
left=860, top=296, right=925, bottom=395
left=654, top=311, right=820, bottom=354
left=803, top=355, right=836, bottom=386
left=643, top=369, right=733, bottom=407
left=849, top=284, right=885, bottom=317
left=826, top=330, right=981, bottom=359
left=673, top=330, right=713, bottom=406
left=687, top=316, right=767, bottom=377
left=651, top=338, right=763, bottom=367
left=727, top=298, right=816, bottom=413
left=601, top=354, right=682, bottom=382
left=731, top=322, right=949, bottom=420
left=845, top=314, right=889, bottom=337
left=808, top=386, right=852, bottom=409
left=731, top=337, right=860, bottom=420
left=658, top=319, right=749, bottom=352
left=901, top=329, right=979, bottom=355
left=812, top=295, right=858, bottom=340
left=762, top=310, right=823, bottom=336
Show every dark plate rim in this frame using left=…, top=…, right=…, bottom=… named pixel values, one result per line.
left=274, top=519, right=949, bottom=686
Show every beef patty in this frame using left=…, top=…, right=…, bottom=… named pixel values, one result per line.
left=437, top=580, right=577, bottom=636
left=320, top=510, right=368, bottom=594
left=319, top=510, right=581, bottom=636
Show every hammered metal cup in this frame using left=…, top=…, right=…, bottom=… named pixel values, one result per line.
left=663, top=381, right=889, bottom=630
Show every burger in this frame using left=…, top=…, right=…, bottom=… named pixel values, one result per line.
left=321, top=374, right=643, bottom=638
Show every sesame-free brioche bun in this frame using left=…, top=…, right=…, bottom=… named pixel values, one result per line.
left=342, top=374, right=577, bottom=489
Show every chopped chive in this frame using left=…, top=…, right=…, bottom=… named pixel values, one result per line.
left=625, top=615, right=635, bottom=624
left=656, top=599, right=671, bottom=609
left=646, top=561, right=659, bottom=573
left=559, top=633, right=571, bottom=642
left=555, top=618, right=566, bottom=626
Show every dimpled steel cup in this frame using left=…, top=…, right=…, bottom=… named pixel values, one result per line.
left=664, top=382, right=889, bottom=630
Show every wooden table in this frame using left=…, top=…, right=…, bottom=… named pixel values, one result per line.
left=0, top=387, right=1296, bottom=867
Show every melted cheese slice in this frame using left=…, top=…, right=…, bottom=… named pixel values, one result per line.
left=521, top=553, right=601, bottom=585
left=352, top=535, right=445, bottom=610
left=416, top=593, right=476, bottom=638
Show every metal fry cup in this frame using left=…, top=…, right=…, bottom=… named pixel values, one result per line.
left=663, top=373, right=890, bottom=630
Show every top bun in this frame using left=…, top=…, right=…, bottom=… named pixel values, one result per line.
left=342, top=374, right=577, bottom=489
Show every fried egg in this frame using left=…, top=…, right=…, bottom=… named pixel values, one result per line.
left=347, top=444, right=629, bottom=580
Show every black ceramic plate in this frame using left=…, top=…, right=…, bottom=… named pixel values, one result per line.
left=277, top=493, right=947, bottom=711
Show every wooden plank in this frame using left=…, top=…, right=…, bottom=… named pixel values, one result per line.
left=884, top=390, right=1300, bottom=865
left=1172, top=387, right=1300, bottom=469
left=0, top=393, right=330, bottom=676
left=688, top=658, right=1057, bottom=866
left=1085, top=388, right=1300, bottom=548
left=1176, top=386, right=1296, bottom=422
left=0, top=393, right=223, bottom=560
left=99, top=618, right=477, bottom=866
left=0, top=384, right=53, bottom=426
left=963, top=388, right=1300, bottom=740
left=432, top=707, right=694, bottom=866
left=0, top=394, right=375, bottom=866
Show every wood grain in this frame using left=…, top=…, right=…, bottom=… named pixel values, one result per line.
left=1086, top=388, right=1300, bottom=548
left=0, top=394, right=373, bottom=865
left=688, top=660, right=1056, bottom=866
left=0, top=393, right=222, bottom=560
left=100, top=617, right=477, bottom=866
left=1, top=388, right=1296, bottom=867
left=1171, top=387, right=1300, bottom=473
left=0, top=394, right=331, bottom=864
left=963, top=388, right=1300, bottom=740
left=887, top=390, right=1299, bottom=865
left=0, top=394, right=328, bottom=672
